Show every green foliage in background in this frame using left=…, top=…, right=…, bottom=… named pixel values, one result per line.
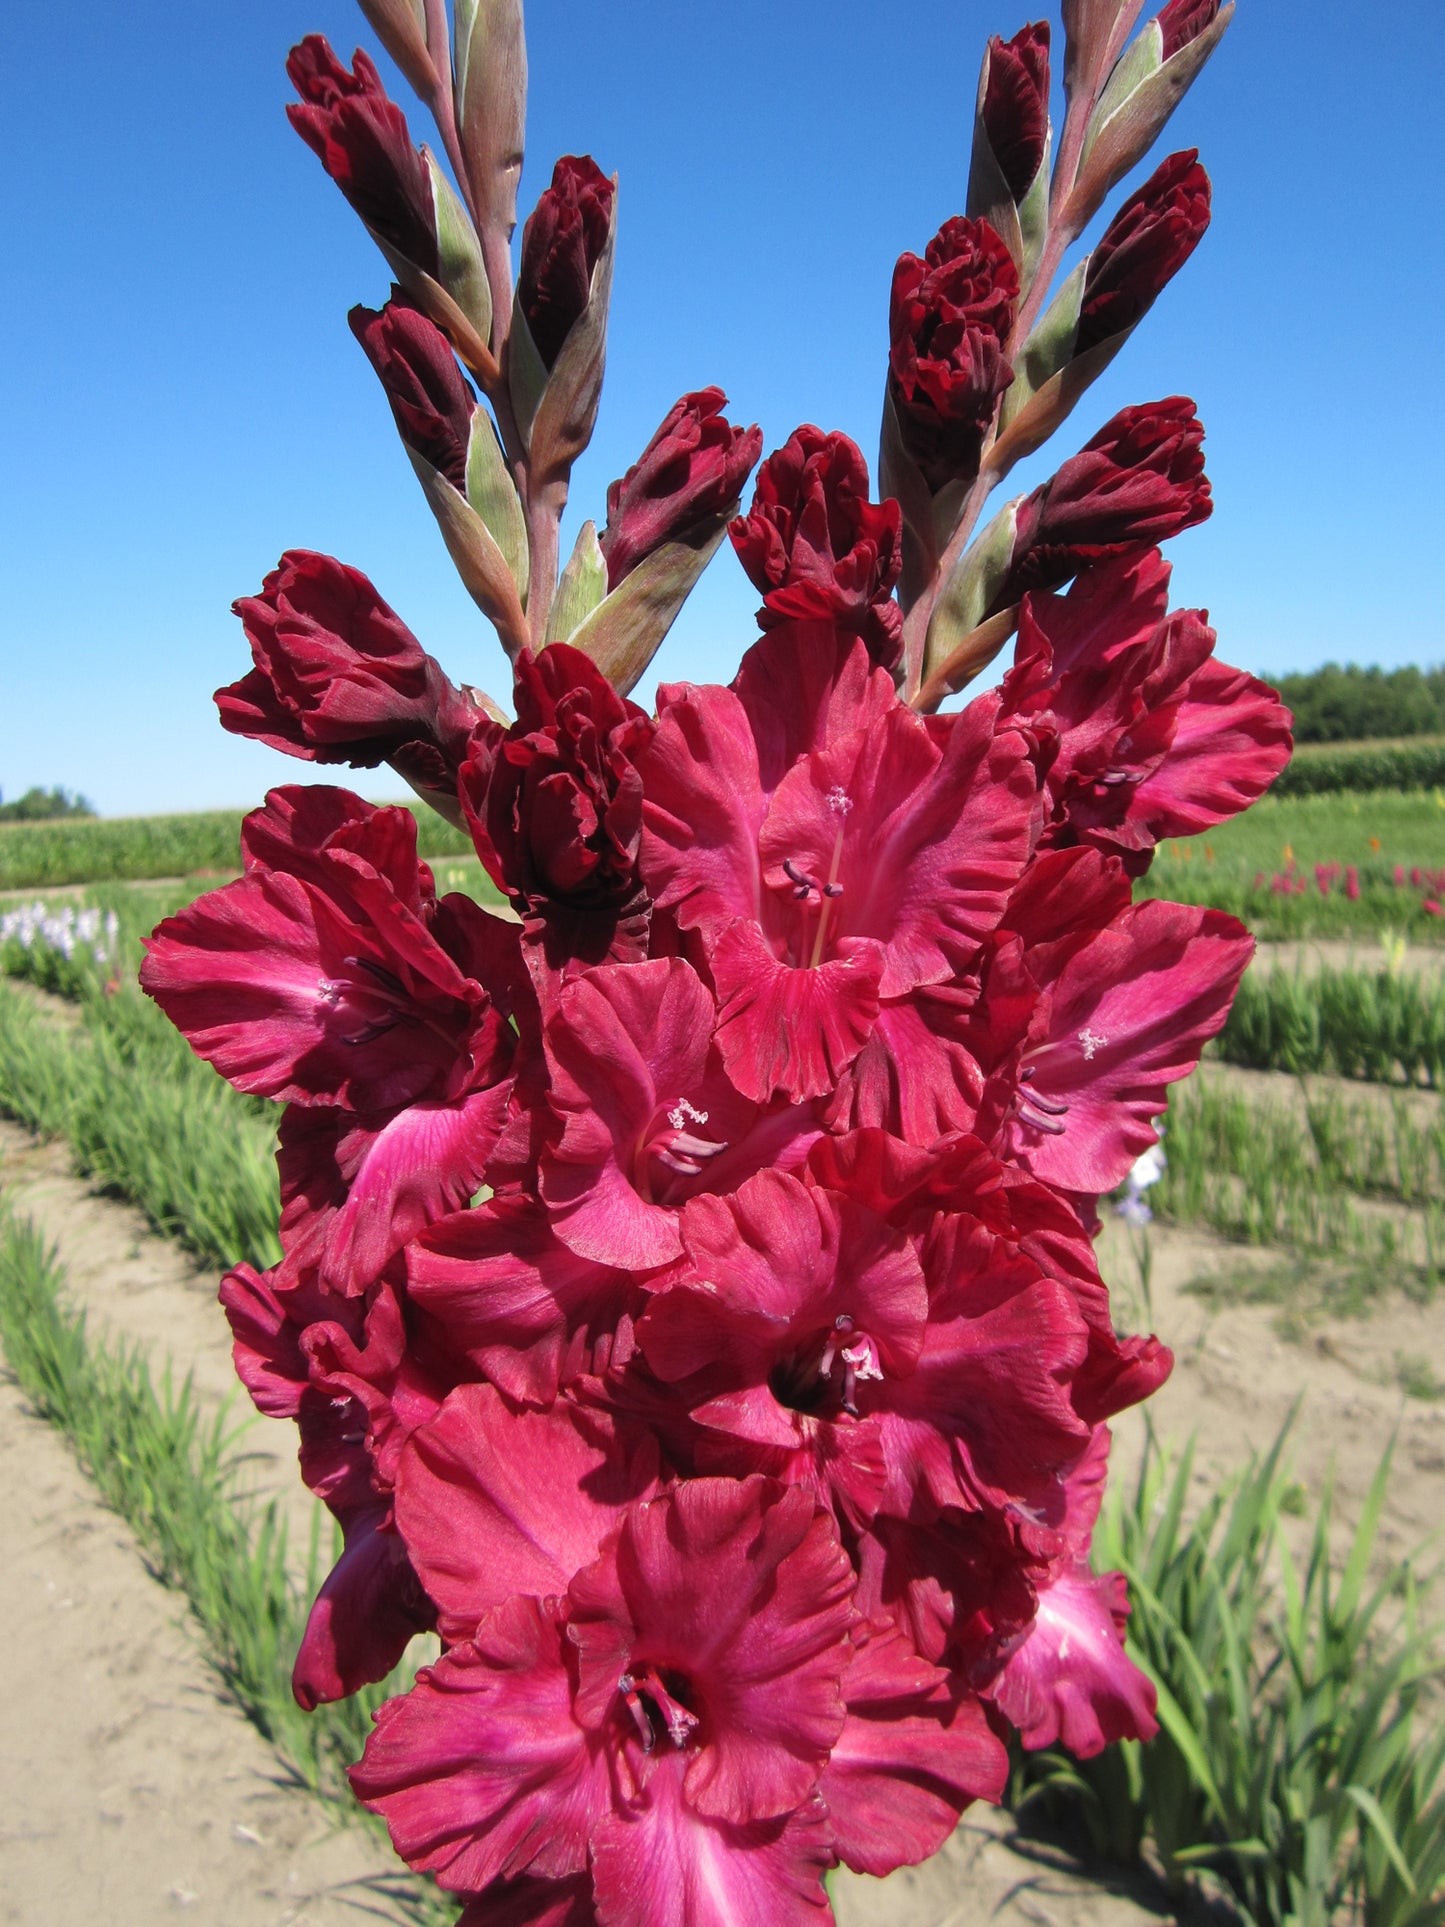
left=0, top=785, right=96, bottom=823
left=1018, top=1423, right=1445, bottom=1926
left=0, top=801, right=475, bottom=890
left=0, top=977, right=281, bottom=1273
left=1275, top=743, right=1445, bottom=799
left=1138, top=790, right=1445, bottom=941
left=1154, top=1072, right=1443, bottom=1292
left=1277, top=665, right=1445, bottom=745
left=1218, top=966, right=1445, bottom=1089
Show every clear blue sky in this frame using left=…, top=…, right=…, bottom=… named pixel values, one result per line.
left=2, top=1, right=1441, bottom=816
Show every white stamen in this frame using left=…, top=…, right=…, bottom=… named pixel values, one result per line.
left=1077, top=1026, right=1108, bottom=1061
left=666, top=1097, right=709, bottom=1131
left=826, top=786, right=853, bottom=816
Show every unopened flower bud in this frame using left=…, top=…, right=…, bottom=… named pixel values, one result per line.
left=1075, top=151, right=1210, bottom=355
left=350, top=296, right=476, bottom=489
left=286, top=36, right=437, bottom=274
left=1157, top=0, right=1221, bottom=58
left=730, top=428, right=903, bottom=670
left=997, top=398, right=1211, bottom=604
left=600, top=389, right=762, bottom=588
left=888, top=217, right=1019, bottom=494
left=981, top=23, right=1052, bottom=202
left=517, top=155, right=615, bottom=369
left=218, top=551, right=476, bottom=783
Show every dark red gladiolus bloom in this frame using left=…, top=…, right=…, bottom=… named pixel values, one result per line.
left=600, top=389, right=763, bottom=588
left=1000, top=549, right=1293, bottom=872
left=997, top=398, right=1211, bottom=603
left=981, top=23, right=1052, bottom=203
left=350, top=297, right=475, bottom=489
left=218, top=1263, right=443, bottom=1706
left=987, top=1428, right=1158, bottom=1755
left=729, top=427, right=904, bottom=671
left=144, top=6, right=1287, bottom=1912
left=141, top=785, right=515, bottom=1114
left=517, top=155, right=615, bottom=369
left=460, top=644, right=652, bottom=969
left=1075, top=151, right=1211, bottom=355
left=287, top=36, right=437, bottom=272
left=889, top=217, right=1019, bottom=492
left=1158, top=0, right=1222, bottom=59
left=639, top=627, right=1034, bottom=1108
left=354, top=1450, right=855, bottom=1915
left=217, top=552, right=479, bottom=793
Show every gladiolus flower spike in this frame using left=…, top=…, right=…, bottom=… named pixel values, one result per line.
left=152, top=1, right=1283, bottom=1918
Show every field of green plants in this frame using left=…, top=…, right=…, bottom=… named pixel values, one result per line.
left=1139, top=787, right=1445, bottom=939
left=0, top=799, right=477, bottom=890
left=2, top=795, right=1444, bottom=1925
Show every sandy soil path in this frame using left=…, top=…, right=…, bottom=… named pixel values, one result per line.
left=0, top=1366, right=408, bottom=1926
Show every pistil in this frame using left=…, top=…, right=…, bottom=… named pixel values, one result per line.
left=807, top=788, right=853, bottom=969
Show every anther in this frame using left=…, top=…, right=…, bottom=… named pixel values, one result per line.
left=1021, top=1088, right=1069, bottom=1116
left=783, top=858, right=821, bottom=899
left=617, top=1674, right=656, bottom=1751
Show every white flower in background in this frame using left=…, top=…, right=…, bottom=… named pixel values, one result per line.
left=1116, top=1140, right=1167, bottom=1226
left=0, top=899, right=119, bottom=970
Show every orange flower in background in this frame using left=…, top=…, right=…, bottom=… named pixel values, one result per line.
left=1370, top=836, right=1381, bottom=852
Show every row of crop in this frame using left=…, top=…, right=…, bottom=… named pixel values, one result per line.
left=1139, top=866, right=1445, bottom=942
left=0, top=802, right=474, bottom=890
left=1216, top=963, right=1445, bottom=1088
left=0, top=978, right=281, bottom=1273
left=1020, top=1427, right=1445, bottom=1926
left=1152, top=1072, right=1444, bottom=1291
left=1273, top=741, right=1445, bottom=796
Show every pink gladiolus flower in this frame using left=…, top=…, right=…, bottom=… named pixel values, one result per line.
left=600, top=390, right=763, bottom=588
left=640, top=627, right=1035, bottom=1106
left=287, top=35, right=437, bottom=270
left=889, top=216, right=1019, bottom=491
left=355, top=1455, right=856, bottom=1913
left=144, top=9, right=1285, bottom=1912
left=538, top=956, right=823, bottom=1269
left=960, top=849, right=1253, bottom=1194
left=460, top=644, right=652, bottom=971
left=1000, top=548, right=1292, bottom=872
left=141, top=787, right=515, bottom=1112
left=987, top=1428, right=1158, bottom=1755
left=518, top=156, right=615, bottom=369
left=218, top=552, right=481, bottom=797
left=979, top=23, right=1052, bottom=203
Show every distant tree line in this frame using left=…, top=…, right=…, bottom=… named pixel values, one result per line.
left=0, top=786, right=96, bottom=824
left=1274, top=663, right=1445, bottom=742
